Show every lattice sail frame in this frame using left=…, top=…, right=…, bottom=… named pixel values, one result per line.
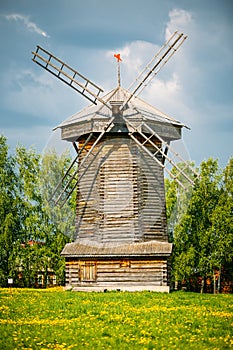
left=121, top=31, right=187, bottom=110
left=123, top=118, right=199, bottom=190
left=49, top=117, right=115, bottom=207
left=32, top=46, right=111, bottom=109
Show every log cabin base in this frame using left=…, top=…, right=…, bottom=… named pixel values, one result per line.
left=65, top=285, right=170, bottom=293
left=61, top=240, right=172, bottom=293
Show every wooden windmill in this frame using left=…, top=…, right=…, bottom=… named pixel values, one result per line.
left=32, top=31, right=197, bottom=292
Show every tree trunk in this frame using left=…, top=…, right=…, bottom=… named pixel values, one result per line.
left=200, top=277, right=205, bottom=293
left=213, top=272, right=216, bottom=294
left=217, top=268, right=221, bottom=293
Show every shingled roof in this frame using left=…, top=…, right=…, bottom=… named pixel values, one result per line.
left=54, top=86, right=186, bottom=142
left=61, top=240, right=172, bottom=258
left=57, top=86, right=183, bottom=127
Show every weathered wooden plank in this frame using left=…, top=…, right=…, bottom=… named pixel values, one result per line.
left=65, top=132, right=170, bottom=287
left=65, top=257, right=169, bottom=288
left=95, top=281, right=164, bottom=286
left=76, top=134, right=167, bottom=242
left=97, top=276, right=163, bottom=283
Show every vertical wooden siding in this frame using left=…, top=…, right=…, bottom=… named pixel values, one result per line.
left=75, top=133, right=167, bottom=243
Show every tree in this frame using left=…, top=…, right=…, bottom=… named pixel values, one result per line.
left=39, top=149, right=76, bottom=285
left=15, top=146, right=43, bottom=241
left=165, top=161, right=197, bottom=242
left=0, top=136, right=20, bottom=286
left=16, top=148, right=76, bottom=287
left=39, top=149, right=76, bottom=240
left=171, top=158, right=222, bottom=291
left=0, top=136, right=76, bottom=287
left=13, top=145, right=46, bottom=286
left=209, top=157, right=233, bottom=291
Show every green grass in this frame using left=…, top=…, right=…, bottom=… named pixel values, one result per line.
left=0, top=288, right=232, bottom=349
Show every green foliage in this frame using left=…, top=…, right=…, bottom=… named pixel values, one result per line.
left=0, top=289, right=232, bottom=349
left=166, top=157, right=233, bottom=291
left=39, top=149, right=76, bottom=240
left=209, top=157, right=233, bottom=269
left=0, top=135, right=75, bottom=287
left=0, top=136, right=19, bottom=286
left=39, top=149, right=76, bottom=286
left=165, top=161, right=196, bottom=242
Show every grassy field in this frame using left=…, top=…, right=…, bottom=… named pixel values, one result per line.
left=0, top=288, right=232, bottom=350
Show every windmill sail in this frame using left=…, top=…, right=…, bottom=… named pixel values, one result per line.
left=49, top=133, right=93, bottom=207
left=124, top=118, right=199, bottom=190
left=32, top=46, right=111, bottom=109
left=121, top=31, right=187, bottom=109
left=50, top=117, right=115, bottom=207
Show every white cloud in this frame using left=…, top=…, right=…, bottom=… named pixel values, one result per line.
left=165, top=9, right=193, bottom=39
left=141, top=72, right=189, bottom=121
left=146, top=72, right=182, bottom=99
left=105, top=35, right=187, bottom=114
left=106, top=41, right=160, bottom=89
left=5, top=13, right=49, bottom=38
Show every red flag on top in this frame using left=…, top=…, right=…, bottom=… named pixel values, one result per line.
left=114, top=53, right=122, bottom=62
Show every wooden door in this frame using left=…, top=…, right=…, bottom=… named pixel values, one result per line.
left=80, top=262, right=97, bottom=282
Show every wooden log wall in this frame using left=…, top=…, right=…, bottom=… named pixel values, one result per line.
left=65, top=258, right=169, bottom=288
left=75, top=133, right=167, bottom=244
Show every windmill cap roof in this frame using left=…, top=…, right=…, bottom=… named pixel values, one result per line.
left=54, top=86, right=187, bottom=141
left=56, top=86, right=186, bottom=128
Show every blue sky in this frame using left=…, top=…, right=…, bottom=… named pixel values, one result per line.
left=0, top=0, right=232, bottom=167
